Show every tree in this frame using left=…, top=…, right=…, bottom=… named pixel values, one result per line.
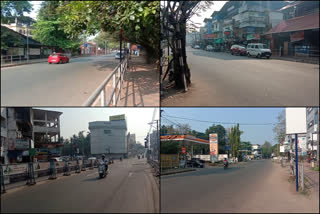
left=228, top=124, right=242, bottom=159
left=240, top=141, right=252, bottom=151
left=205, top=124, right=226, bottom=154
left=93, top=31, right=118, bottom=49
left=32, top=1, right=81, bottom=52
left=272, top=143, right=280, bottom=157
left=273, top=110, right=286, bottom=144
left=61, top=131, right=91, bottom=156
left=261, top=141, right=272, bottom=159
left=58, top=1, right=160, bottom=61
left=1, top=1, right=32, bottom=18
left=1, top=1, right=33, bottom=51
left=161, top=1, right=213, bottom=89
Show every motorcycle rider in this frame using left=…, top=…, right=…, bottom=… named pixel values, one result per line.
left=101, top=154, right=108, bottom=172
left=223, top=158, right=228, bottom=168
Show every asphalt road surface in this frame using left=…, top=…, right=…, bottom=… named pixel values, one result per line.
left=1, top=54, right=119, bottom=106
left=161, top=160, right=319, bottom=213
left=162, top=47, right=319, bottom=106
left=1, top=158, right=159, bottom=213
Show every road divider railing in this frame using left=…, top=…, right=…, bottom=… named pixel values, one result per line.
left=0, top=160, right=97, bottom=193
left=148, top=159, right=160, bottom=177
left=83, top=57, right=128, bottom=107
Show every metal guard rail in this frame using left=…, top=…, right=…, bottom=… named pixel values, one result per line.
left=83, top=57, right=128, bottom=106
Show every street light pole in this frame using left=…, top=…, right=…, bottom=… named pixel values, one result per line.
left=105, top=41, right=107, bottom=55
left=27, top=25, right=29, bottom=63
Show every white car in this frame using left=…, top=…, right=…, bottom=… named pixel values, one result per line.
left=206, top=45, right=214, bottom=52
left=194, top=45, right=200, bottom=49
left=246, top=43, right=272, bottom=59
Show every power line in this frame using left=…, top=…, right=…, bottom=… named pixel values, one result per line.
left=162, top=111, right=276, bottom=126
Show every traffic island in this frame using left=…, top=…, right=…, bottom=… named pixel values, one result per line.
left=161, top=168, right=196, bottom=176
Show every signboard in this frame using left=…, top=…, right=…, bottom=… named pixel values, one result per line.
left=109, top=114, right=125, bottom=121
left=29, top=48, right=40, bottom=55
left=205, top=34, right=214, bottom=38
left=209, top=133, right=218, bottom=162
left=297, top=137, right=307, bottom=155
left=290, top=31, right=304, bottom=42
left=7, top=47, right=24, bottom=56
left=181, top=147, right=186, bottom=154
left=14, top=139, right=30, bottom=150
left=280, top=145, right=285, bottom=153
left=29, top=148, right=36, bottom=156
left=285, top=108, right=307, bottom=134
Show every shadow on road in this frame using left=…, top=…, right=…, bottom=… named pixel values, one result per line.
left=162, top=167, right=241, bottom=179
left=189, top=50, right=261, bottom=61
left=81, top=177, right=100, bottom=182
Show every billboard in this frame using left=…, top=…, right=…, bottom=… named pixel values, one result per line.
left=285, top=108, right=307, bottom=134
left=209, top=133, right=218, bottom=162
left=109, top=114, right=125, bottom=121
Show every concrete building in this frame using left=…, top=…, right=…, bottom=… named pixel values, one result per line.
left=252, top=144, right=261, bottom=156
left=306, top=107, right=319, bottom=158
left=1, top=108, right=8, bottom=164
left=0, top=108, right=62, bottom=164
left=1, top=17, right=35, bottom=38
left=89, top=115, right=127, bottom=159
left=149, top=129, right=159, bottom=162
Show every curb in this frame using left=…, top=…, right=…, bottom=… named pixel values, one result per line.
left=161, top=168, right=196, bottom=176
left=272, top=57, right=319, bottom=65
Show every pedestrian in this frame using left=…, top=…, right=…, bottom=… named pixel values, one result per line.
left=290, top=157, right=295, bottom=175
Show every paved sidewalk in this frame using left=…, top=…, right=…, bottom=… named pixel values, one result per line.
left=272, top=56, right=319, bottom=64
left=117, top=55, right=159, bottom=106
left=303, top=161, right=319, bottom=194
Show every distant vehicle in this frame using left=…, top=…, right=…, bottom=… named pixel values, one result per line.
left=51, top=157, right=63, bottom=162
left=88, top=157, right=97, bottom=161
left=194, top=45, right=200, bottom=49
left=187, top=159, right=204, bottom=168
left=61, top=156, right=70, bottom=161
left=246, top=43, right=272, bottom=59
left=115, top=52, right=126, bottom=59
left=231, top=45, right=246, bottom=56
left=206, top=45, right=214, bottom=52
left=48, top=53, right=69, bottom=64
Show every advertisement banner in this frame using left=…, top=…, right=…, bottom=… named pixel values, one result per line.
left=209, top=133, right=218, bottom=162
left=290, top=31, right=304, bottom=42
left=8, top=138, right=15, bottom=150
left=285, top=108, right=307, bottom=134
left=109, top=114, right=125, bottom=121
left=14, top=139, right=30, bottom=150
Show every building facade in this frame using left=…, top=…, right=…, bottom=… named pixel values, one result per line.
left=306, top=107, right=319, bottom=158
left=0, top=108, right=62, bottom=164
left=89, top=115, right=127, bottom=159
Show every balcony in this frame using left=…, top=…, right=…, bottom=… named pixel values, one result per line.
left=240, top=21, right=266, bottom=28
left=33, top=125, right=59, bottom=133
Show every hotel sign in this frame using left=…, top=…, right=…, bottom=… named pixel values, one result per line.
left=110, top=114, right=125, bottom=121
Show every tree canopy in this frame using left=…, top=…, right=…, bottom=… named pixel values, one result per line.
left=32, top=1, right=81, bottom=52
left=261, top=141, right=273, bottom=159
left=58, top=1, right=160, bottom=59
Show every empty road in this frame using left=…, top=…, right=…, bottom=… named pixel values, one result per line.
left=162, top=47, right=319, bottom=106
left=161, top=160, right=319, bottom=213
left=1, top=54, right=119, bottom=106
left=1, top=158, right=159, bottom=213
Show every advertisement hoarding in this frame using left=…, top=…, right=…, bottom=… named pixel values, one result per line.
left=285, top=108, right=307, bottom=134
left=109, top=114, right=125, bottom=121
left=209, top=133, right=218, bottom=162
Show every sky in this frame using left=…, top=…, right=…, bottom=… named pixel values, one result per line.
left=189, top=1, right=228, bottom=28
left=34, top=108, right=159, bottom=145
left=161, top=108, right=284, bottom=146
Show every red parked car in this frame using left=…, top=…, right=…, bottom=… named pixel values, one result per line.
left=230, top=45, right=247, bottom=56
left=48, top=53, right=69, bottom=64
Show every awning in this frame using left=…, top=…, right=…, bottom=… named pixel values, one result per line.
left=263, top=13, right=319, bottom=35
left=214, top=38, right=223, bottom=43
left=161, top=134, right=209, bottom=145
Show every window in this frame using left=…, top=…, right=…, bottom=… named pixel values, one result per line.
left=254, top=45, right=259, bottom=49
left=104, top=130, right=111, bottom=134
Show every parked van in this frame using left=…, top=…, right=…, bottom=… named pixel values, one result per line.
left=246, top=43, right=272, bottom=59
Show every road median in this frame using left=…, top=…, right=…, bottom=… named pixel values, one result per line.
left=161, top=168, right=196, bottom=176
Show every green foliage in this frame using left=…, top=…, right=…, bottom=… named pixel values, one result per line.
left=61, top=131, right=91, bottom=156
left=58, top=1, right=160, bottom=58
left=261, top=141, right=273, bottom=158
left=32, top=1, right=81, bottom=52
left=93, top=31, right=118, bottom=49
left=1, top=1, right=32, bottom=18
left=161, top=141, right=181, bottom=154
left=272, top=143, right=280, bottom=157
left=240, top=141, right=252, bottom=151
left=1, top=26, right=22, bottom=50
left=228, top=124, right=242, bottom=158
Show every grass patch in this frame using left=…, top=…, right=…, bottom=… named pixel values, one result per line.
left=311, top=166, right=319, bottom=171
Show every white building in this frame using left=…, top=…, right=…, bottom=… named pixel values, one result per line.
left=252, top=144, right=261, bottom=156
left=89, top=115, right=127, bottom=159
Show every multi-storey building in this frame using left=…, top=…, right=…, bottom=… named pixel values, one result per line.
left=306, top=107, right=319, bottom=158
left=89, top=114, right=127, bottom=159
left=0, top=108, right=62, bottom=164
left=1, top=17, right=35, bottom=38
left=252, top=144, right=261, bottom=156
